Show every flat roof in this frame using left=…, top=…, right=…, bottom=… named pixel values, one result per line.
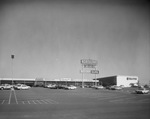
left=0, top=78, right=35, bottom=81
left=0, top=78, right=98, bottom=82
left=98, top=75, right=138, bottom=79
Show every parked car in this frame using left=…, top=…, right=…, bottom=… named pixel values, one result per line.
left=83, top=85, right=91, bottom=88
left=48, top=84, right=58, bottom=89
left=105, top=86, right=111, bottom=89
left=65, top=85, right=77, bottom=90
left=90, top=85, right=97, bottom=88
left=119, top=85, right=125, bottom=88
left=0, top=84, right=4, bottom=90
left=135, top=87, right=149, bottom=94
left=14, top=84, right=22, bottom=88
left=44, top=84, right=50, bottom=88
left=44, top=84, right=54, bottom=88
left=130, top=83, right=139, bottom=87
left=56, top=85, right=67, bottom=89
left=107, top=85, right=122, bottom=90
left=93, top=85, right=104, bottom=89
left=14, top=84, right=30, bottom=90
left=0, top=84, right=13, bottom=90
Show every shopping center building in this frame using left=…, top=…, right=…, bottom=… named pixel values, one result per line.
left=97, top=75, right=139, bottom=87
left=0, top=75, right=138, bottom=87
left=0, top=77, right=98, bottom=87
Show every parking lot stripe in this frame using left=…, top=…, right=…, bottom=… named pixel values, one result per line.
left=32, top=100, right=36, bottom=104
left=22, top=101, right=25, bottom=104
left=8, top=90, right=12, bottom=104
left=36, top=100, right=42, bottom=104
left=44, top=99, right=53, bottom=104
left=40, top=100, right=48, bottom=104
left=13, top=90, right=18, bottom=104
left=28, top=101, right=31, bottom=104
left=1, top=100, right=5, bottom=104
left=45, top=99, right=58, bottom=104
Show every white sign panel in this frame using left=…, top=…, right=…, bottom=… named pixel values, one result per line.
left=91, top=70, right=99, bottom=74
left=80, top=70, right=91, bottom=73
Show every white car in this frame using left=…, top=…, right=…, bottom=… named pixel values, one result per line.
left=94, top=85, right=104, bottom=89
left=0, top=84, right=13, bottom=90
left=45, top=84, right=53, bottom=88
left=48, top=84, right=58, bottom=89
left=65, top=85, right=77, bottom=90
left=15, top=84, right=30, bottom=90
left=135, top=88, right=149, bottom=94
left=109, top=85, right=122, bottom=90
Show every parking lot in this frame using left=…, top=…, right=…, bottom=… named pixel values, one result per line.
left=0, top=87, right=150, bottom=119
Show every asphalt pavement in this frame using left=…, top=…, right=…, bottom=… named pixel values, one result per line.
left=0, top=87, right=150, bottom=119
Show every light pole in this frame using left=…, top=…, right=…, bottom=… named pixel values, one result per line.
left=11, top=55, right=14, bottom=85
left=82, top=64, right=84, bottom=88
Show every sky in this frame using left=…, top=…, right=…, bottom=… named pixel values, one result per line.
left=0, top=0, right=150, bottom=84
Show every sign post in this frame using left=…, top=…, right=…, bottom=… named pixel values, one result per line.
left=80, top=59, right=98, bottom=88
left=95, top=68, right=96, bottom=86
left=91, top=69, right=99, bottom=86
